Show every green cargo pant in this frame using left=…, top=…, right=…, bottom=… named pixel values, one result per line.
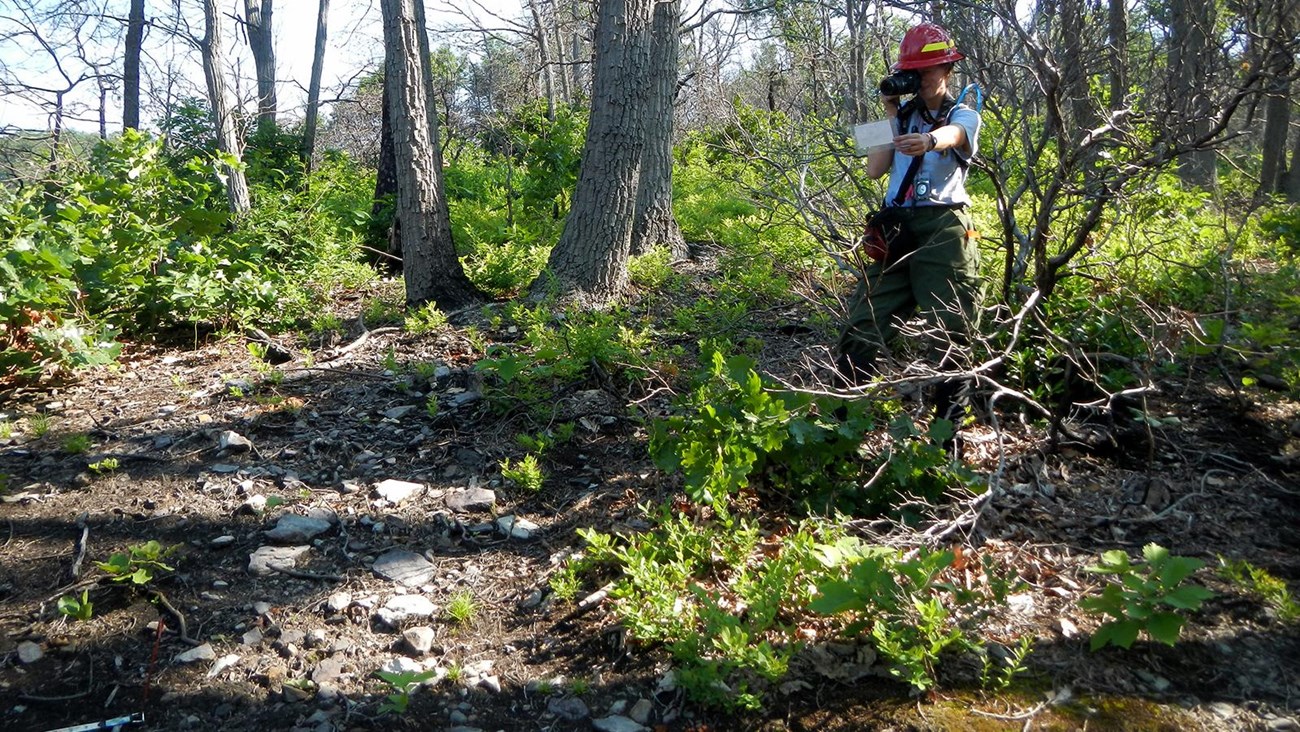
left=837, top=205, right=982, bottom=419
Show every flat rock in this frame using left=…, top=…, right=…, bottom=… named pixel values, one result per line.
left=248, top=545, right=311, bottom=576
left=326, top=592, right=353, bottom=613
left=207, top=654, right=241, bottom=679
left=375, top=479, right=423, bottom=504
left=376, top=594, right=437, bottom=627
left=379, top=656, right=427, bottom=676
left=311, top=656, right=346, bottom=684
left=628, top=699, right=653, bottom=725
left=383, top=405, right=416, bottom=420
left=17, top=641, right=42, bottom=664
left=210, top=535, right=236, bottom=547
left=593, top=716, right=648, bottom=732
left=445, top=487, right=496, bottom=513
left=547, top=696, right=590, bottom=721
left=496, top=514, right=540, bottom=539
left=403, top=626, right=436, bottom=656
left=373, top=549, right=435, bottom=587
left=174, top=643, right=216, bottom=664
left=265, top=515, right=332, bottom=543
left=218, top=430, right=253, bottom=452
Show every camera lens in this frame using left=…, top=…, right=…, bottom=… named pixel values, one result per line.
left=879, top=70, right=921, bottom=96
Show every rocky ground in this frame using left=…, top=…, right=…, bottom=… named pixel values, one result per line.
left=2, top=273, right=1300, bottom=732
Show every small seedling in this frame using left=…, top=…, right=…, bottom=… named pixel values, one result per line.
left=62, top=433, right=92, bottom=454
left=58, top=589, right=94, bottom=621
left=1079, top=543, right=1215, bottom=650
left=0, top=421, right=13, bottom=439
left=425, top=394, right=440, bottom=419
left=406, top=303, right=448, bottom=334
left=444, top=663, right=465, bottom=683
left=500, top=454, right=544, bottom=492
left=1219, top=556, right=1300, bottom=622
left=445, top=590, right=478, bottom=625
left=28, top=414, right=52, bottom=437
left=96, top=540, right=176, bottom=586
left=88, top=457, right=120, bottom=474
left=376, top=668, right=438, bottom=714
left=549, top=562, right=583, bottom=602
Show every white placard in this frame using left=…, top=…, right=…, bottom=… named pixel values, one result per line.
left=852, top=119, right=895, bottom=155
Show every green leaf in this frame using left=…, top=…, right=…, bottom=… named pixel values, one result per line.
left=1158, top=556, right=1205, bottom=587
left=130, top=568, right=153, bottom=585
left=1141, top=543, right=1170, bottom=565
left=1145, top=612, right=1186, bottom=646
left=1162, top=584, right=1215, bottom=610
left=808, top=581, right=865, bottom=615
left=1090, top=619, right=1141, bottom=650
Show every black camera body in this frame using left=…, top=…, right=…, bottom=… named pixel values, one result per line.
left=879, top=70, right=921, bottom=97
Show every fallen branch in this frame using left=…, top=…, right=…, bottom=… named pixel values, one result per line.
left=148, top=590, right=202, bottom=646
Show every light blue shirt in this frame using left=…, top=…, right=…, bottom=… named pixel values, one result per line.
left=884, top=103, right=980, bottom=207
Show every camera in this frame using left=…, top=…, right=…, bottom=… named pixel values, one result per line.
left=878, top=69, right=921, bottom=97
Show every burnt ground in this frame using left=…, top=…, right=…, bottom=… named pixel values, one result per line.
left=2, top=265, right=1299, bottom=732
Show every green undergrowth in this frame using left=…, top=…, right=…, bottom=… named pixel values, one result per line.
left=565, top=508, right=1026, bottom=710
left=650, top=351, right=982, bottom=519
left=1, top=131, right=376, bottom=379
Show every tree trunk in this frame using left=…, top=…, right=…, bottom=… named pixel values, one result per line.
left=528, top=0, right=557, bottom=120
left=369, top=73, right=402, bottom=272
left=1259, top=78, right=1291, bottom=195
left=201, top=0, right=251, bottom=216
left=1168, top=0, right=1218, bottom=189
left=244, top=0, right=278, bottom=129
left=631, top=0, right=686, bottom=259
left=1255, top=2, right=1296, bottom=198
left=123, top=0, right=144, bottom=131
left=530, top=0, right=654, bottom=304
left=381, top=0, right=484, bottom=309
left=1106, top=0, right=1126, bottom=111
left=301, top=0, right=330, bottom=170
left=844, top=0, right=869, bottom=122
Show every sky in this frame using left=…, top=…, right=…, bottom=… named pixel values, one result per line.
left=0, top=0, right=523, bottom=134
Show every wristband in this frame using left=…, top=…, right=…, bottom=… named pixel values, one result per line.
left=924, top=132, right=937, bottom=152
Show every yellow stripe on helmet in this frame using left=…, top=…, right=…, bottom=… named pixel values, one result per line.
left=920, top=40, right=955, bottom=53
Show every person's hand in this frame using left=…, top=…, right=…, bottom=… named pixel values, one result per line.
left=893, top=132, right=932, bottom=157
left=881, top=94, right=901, bottom=116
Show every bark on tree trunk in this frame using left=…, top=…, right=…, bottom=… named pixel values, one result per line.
left=1106, top=0, right=1126, bottom=111
left=845, top=0, right=869, bottom=123
left=300, top=0, right=330, bottom=170
left=201, top=0, right=251, bottom=216
left=528, top=0, right=557, bottom=120
left=381, top=0, right=484, bottom=309
left=244, top=0, right=278, bottom=130
left=530, top=0, right=654, bottom=305
left=123, top=0, right=144, bottom=131
left=1168, top=0, right=1218, bottom=189
left=369, top=74, right=402, bottom=272
left=631, top=0, right=686, bottom=260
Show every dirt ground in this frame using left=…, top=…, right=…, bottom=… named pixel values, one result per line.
left=2, top=273, right=1299, bottom=732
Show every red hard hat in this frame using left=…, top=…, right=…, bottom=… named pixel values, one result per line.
left=894, top=23, right=964, bottom=70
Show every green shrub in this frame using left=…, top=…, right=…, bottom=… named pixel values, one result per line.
left=1079, top=544, right=1215, bottom=650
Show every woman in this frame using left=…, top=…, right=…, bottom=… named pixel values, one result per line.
left=838, top=23, right=982, bottom=444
